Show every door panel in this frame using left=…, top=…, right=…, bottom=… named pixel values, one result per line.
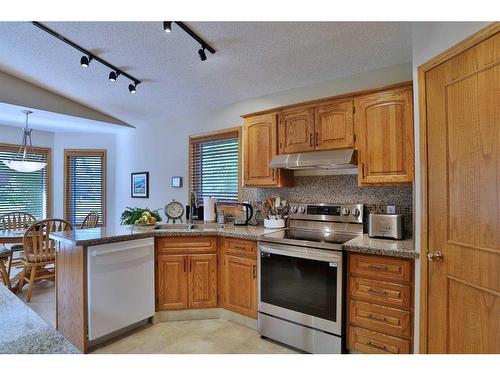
left=315, top=99, right=354, bottom=150
left=157, top=254, right=188, bottom=310
left=424, top=31, right=499, bottom=353
left=188, top=254, right=217, bottom=308
left=278, top=107, right=315, bottom=153
left=224, top=255, right=257, bottom=318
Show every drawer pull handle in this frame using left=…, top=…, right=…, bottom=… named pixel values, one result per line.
left=368, top=264, right=388, bottom=271
left=367, top=288, right=388, bottom=296
left=233, top=245, right=246, bottom=250
left=367, top=341, right=387, bottom=351
left=369, top=314, right=387, bottom=322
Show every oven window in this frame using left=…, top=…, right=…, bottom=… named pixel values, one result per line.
left=261, top=252, right=337, bottom=321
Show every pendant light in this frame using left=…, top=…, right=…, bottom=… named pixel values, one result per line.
left=2, top=110, right=47, bottom=173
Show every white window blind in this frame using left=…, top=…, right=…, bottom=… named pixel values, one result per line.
left=189, top=130, right=240, bottom=204
left=0, top=144, right=50, bottom=221
left=65, top=150, right=106, bottom=226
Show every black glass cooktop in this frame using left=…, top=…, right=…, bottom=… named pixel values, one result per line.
left=259, top=228, right=359, bottom=250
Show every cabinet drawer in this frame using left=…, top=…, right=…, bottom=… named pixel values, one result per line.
left=350, top=254, right=412, bottom=283
left=350, top=277, right=411, bottom=309
left=348, top=326, right=411, bottom=354
left=223, top=238, right=256, bottom=258
left=349, top=300, right=411, bottom=338
left=156, top=236, right=217, bottom=254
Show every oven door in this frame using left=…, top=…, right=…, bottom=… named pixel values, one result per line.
left=258, top=241, right=343, bottom=336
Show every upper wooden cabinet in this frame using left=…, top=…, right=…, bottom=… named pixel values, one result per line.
left=355, top=87, right=414, bottom=185
left=278, top=107, right=315, bottom=153
left=315, top=99, right=354, bottom=150
left=243, top=113, right=292, bottom=187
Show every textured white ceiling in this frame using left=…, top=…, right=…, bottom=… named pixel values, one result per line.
left=0, top=22, right=411, bottom=128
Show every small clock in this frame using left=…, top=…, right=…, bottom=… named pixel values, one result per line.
left=164, top=199, right=184, bottom=223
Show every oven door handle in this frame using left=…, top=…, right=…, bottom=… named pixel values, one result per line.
left=258, top=243, right=342, bottom=263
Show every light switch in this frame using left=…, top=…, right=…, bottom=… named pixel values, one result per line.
left=387, top=205, right=396, bottom=214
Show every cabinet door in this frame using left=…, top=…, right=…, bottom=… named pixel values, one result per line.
left=244, top=114, right=279, bottom=186
left=224, top=254, right=257, bottom=318
left=355, top=87, right=414, bottom=184
left=278, top=107, right=315, bottom=153
left=157, top=254, right=188, bottom=310
left=188, top=254, right=217, bottom=309
left=315, top=99, right=354, bottom=150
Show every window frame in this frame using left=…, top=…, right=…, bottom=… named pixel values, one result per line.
left=0, top=142, right=52, bottom=219
left=64, top=149, right=107, bottom=226
left=188, top=127, right=242, bottom=206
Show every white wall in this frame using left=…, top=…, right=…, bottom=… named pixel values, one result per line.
left=410, top=21, right=489, bottom=353
left=0, top=123, right=54, bottom=148
left=52, top=133, right=117, bottom=227
left=115, top=62, right=413, bottom=223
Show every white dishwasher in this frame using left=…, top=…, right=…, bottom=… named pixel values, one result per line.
left=87, top=237, right=155, bottom=342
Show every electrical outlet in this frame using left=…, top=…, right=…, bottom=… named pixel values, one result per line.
left=387, top=205, right=396, bottom=214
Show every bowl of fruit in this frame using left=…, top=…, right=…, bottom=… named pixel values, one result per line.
left=120, top=207, right=161, bottom=227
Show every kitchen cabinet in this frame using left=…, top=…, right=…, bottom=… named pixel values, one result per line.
left=219, top=238, right=257, bottom=319
left=347, top=253, right=414, bottom=354
left=314, top=99, right=354, bottom=150
left=354, top=86, right=414, bottom=185
left=243, top=113, right=292, bottom=187
left=156, top=237, right=217, bottom=310
left=278, top=107, right=315, bottom=153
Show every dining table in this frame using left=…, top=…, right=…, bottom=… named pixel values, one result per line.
left=0, top=228, right=28, bottom=292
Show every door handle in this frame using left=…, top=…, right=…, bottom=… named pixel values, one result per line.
left=309, top=133, right=313, bottom=146
left=427, top=250, right=443, bottom=262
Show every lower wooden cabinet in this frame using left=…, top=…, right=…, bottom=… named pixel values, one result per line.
left=347, top=253, right=414, bottom=354
left=156, top=237, right=218, bottom=311
left=224, top=254, right=257, bottom=318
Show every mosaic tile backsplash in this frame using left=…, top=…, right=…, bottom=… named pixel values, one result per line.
left=242, top=175, right=413, bottom=237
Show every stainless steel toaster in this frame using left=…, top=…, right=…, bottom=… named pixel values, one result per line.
left=368, top=213, right=404, bottom=240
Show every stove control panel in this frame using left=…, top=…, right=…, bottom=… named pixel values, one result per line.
left=289, top=203, right=364, bottom=224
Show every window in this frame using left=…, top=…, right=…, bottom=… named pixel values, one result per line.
left=64, top=149, right=106, bottom=226
left=0, top=143, right=51, bottom=221
left=189, top=128, right=241, bottom=204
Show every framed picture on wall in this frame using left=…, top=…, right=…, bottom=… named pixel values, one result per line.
left=131, top=172, right=149, bottom=198
left=171, top=176, right=182, bottom=188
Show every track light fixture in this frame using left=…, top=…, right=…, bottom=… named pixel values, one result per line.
left=163, top=21, right=172, bottom=33
left=108, top=71, right=120, bottom=82
left=163, top=21, right=216, bottom=62
left=32, top=22, right=142, bottom=95
left=80, top=55, right=92, bottom=68
left=198, top=47, right=207, bottom=62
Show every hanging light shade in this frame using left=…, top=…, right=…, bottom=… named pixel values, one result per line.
left=2, top=110, right=47, bottom=173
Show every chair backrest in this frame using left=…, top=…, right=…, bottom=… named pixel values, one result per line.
left=80, top=211, right=99, bottom=229
left=23, top=219, right=73, bottom=263
left=0, top=211, right=37, bottom=231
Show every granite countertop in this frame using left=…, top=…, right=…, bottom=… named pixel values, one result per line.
left=0, top=284, right=79, bottom=354
left=50, top=224, right=284, bottom=247
left=343, top=234, right=418, bottom=259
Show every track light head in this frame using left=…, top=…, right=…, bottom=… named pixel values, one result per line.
left=198, top=47, right=207, bottom=62
left=163, top=21, right=172, bottom=33
left=80, top=55, right=92, bottom=68
left=109, top=71, right=120, bottom=82
left=128, top=83, right=137, bottom=94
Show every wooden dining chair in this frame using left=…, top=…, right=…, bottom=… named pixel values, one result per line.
left=81, top=211, right=99, bottom=229
left=17, top=218, right=73, bottom=302
left=0, top=211, right=37, bottom=286
left=0, top=248, right=12, bottom=289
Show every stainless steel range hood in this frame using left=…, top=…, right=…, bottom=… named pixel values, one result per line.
left=269, top=149, right=357, bottom=172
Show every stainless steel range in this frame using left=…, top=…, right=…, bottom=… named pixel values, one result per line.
left=257, top=203, right=363, bottom=354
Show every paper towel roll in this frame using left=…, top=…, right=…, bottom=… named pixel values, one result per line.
left=203, top=197, right=217, bottom=222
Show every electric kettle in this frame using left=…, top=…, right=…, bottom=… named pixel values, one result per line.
left=234, top=203, right=254, bottom=226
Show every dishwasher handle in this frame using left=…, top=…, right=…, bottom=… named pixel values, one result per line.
left=92, top=244, right=149, bottom=257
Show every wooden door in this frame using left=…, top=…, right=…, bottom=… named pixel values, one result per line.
left=224, top=254, right=257, bottom=318
left=422, top=29, right=499, bottom=353
left=188, top=254, right=217, bottom=309
left=315, top=99, right=354, bottom=150
left=243, top=113, right=279, bottom=186
left=355, top=87, right=414, bottom=185
left=157, top=254, right=188, bottom=310
left=278, top=107, right=315, bottom=153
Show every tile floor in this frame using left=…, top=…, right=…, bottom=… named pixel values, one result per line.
left=13, top=279, right=297, bottom=354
